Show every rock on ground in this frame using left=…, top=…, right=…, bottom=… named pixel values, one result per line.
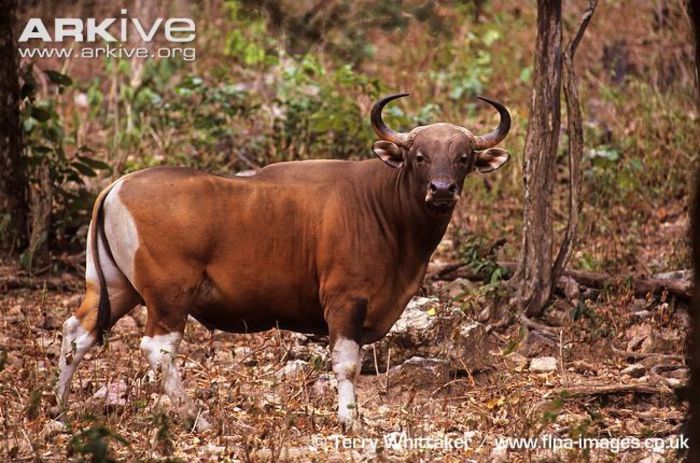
left=529, top=356, right=558, bottom=373
left=389, top=356, right=450, bottom=387
left=361, top=296, right=492, bottom=374
left=91, top=380, right=128, bottom=407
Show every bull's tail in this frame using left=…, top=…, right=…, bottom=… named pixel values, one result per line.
left=89, top=173, right=135, bottom=344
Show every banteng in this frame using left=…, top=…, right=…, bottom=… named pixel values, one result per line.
left=56, top=93, right=511, bottom=430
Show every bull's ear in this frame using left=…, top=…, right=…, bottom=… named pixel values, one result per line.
left=372, top=140, right=404, bottom=168
left=475, top=147, right=510, bottom=173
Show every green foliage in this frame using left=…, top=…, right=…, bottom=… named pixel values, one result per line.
left=231, top=0, right=461, bottom=65
left=541, top=394, right=566, bottom=425
left=570, top=300, right=611, bottom=339
left=272, top=55, right=381, bottom=160
left=223, top=1, right=278, bottom=68
left=456, top=234, right=505, bottom=285
left=13, top=0, right=696, bottom=278
left=20, top=65, right=110, bottom=258
left=68, top=421, right=129, bottom=463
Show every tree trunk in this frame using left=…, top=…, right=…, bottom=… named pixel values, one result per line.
left=515, top=0, right=562, bottom=317
left=552, top=1, right=597, bottom=286
left=687, top=1, right=700, bottom=460
left=0, top=0, right=28, bottom=253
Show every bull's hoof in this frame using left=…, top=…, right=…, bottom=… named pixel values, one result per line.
left=194, top=416, right=212, bottom=433
left=184, top=412, right=213, bottom=433
left=338, top=410, right=359, bottom=433
left=47, top=405, right=62, bottom=419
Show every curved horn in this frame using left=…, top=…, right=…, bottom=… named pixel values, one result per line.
left=473, top=96, right=511, bottom=150
left=370, top=93, right=409, bottom=146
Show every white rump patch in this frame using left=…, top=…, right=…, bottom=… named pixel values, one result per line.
left=102, top=180, right=139, bottom=285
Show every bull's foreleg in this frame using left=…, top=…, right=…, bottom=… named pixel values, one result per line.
left=140, top=321, right=211, bottom=432
left=326, top=297, right=367, bottom=431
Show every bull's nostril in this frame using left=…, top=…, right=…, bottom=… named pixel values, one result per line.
left=448, top=183, right=457, bottom=193
left=429, top=182, right=438, bottom=192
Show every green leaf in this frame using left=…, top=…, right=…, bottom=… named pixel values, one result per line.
left=587, top=146, right=620, bottom=162
left=19, top=251, right=32, bottom=272
left=30, top=106, right=51, bottom=122
left=71, top=162, right=97, bottom=177
left=32, top=145, right=52, bottom=154
left=77, top=155, right=110, bottom=171
left=44, top=70, right=73, bottom=87
left=519, top=67, right=532, bottom=83
left=482, top=29, right=501, bottom=46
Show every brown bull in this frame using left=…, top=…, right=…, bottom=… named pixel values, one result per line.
left=56, top=93, right=511, bottom=430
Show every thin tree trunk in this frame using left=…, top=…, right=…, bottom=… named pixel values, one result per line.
left=26, top=161, right=52, bottom=272
left=552, top=1, right=597, bottom=285
left=687, top=0, right=700, bottom=460
left=0, top=0, right=28, bottom=252
left=516, top=0, right=562, bottom=317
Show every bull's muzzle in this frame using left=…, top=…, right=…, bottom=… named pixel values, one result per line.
left=425, top=179, right=458, bottom=210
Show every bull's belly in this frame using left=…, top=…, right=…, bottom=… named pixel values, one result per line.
left=167, top=268, right=417, bottom=343
left=185, top=294, right=406, bottom=342
left=187, top=288, right=328, bottom=335
left=190, top=306, right=329, bottom=335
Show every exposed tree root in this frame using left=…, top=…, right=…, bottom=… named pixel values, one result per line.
left=612, top=346, right=685, bottom=362
left=430, top=260, right=692, bottom=302
left=552, top=383, right=675, bottom=398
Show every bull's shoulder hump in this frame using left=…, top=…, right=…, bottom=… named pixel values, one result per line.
left=247, top=159, right=368, bottom=184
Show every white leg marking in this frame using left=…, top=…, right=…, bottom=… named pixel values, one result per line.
left=57, top=316, right=96, bottom=405
left=140, top=333, right=210, bottom=431
left=332, top=337, right=361, bottom=428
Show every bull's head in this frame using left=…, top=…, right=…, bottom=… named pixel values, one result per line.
left=371, top=93, right=511, bottom=214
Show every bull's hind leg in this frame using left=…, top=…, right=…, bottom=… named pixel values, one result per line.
left=56, top=222, right=140, bottom=406
left=139, top=307, right=211, bottom=432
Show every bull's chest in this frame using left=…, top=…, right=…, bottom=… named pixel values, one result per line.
left=361, top=272, right=425, bottom=344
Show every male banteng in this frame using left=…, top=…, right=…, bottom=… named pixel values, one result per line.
left=56, top=93, right=511, bottom=430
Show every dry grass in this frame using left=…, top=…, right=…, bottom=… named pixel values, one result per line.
left=0, top=267, right=688, bottom=462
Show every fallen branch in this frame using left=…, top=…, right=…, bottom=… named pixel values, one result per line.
left=552, top=383, right=675, bottom=398
left=431, top=261, right=692, bottom=302
left=633, top=278, right=691, bottom=302
left=519, top=313, right=560, bottom=341
left=426, top=261, right=471, bottom=281
left=612, top=346, right=685, bottom=362
left=0, top=276, right=76, bottom=291
left=650, top=364, right=686, bottom=389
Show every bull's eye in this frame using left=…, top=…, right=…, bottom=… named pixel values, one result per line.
left=459, top=154, right=469, bottom=165
left=416, top=153, right=425, bottom=163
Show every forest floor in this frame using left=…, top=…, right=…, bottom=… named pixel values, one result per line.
left=0, top=244, right=690, bottom=462
left=2, top=0, right=695, bottom=461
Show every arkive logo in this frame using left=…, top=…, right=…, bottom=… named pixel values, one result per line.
left=19, top=8, right=195, bottom=43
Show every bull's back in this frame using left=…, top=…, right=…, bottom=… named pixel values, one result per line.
left=109, top=167, right=327, bottom=333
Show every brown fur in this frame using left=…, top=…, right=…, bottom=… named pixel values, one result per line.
left=59, top=98, right=511, bottom=428
left=114, top=159, right=450, bottom=343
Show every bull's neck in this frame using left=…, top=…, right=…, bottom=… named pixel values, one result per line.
left=361, top=160, right=452, bottom=260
